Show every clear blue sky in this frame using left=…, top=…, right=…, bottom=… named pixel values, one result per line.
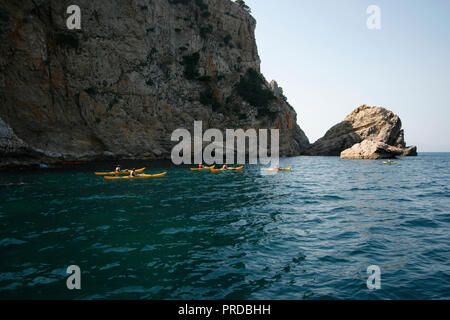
left=245, top=0, right=450, bottom=152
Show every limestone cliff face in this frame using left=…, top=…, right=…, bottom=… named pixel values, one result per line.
left=306, top=105, right=417, bottom=157
left=0, top=0, right=309, bottom=167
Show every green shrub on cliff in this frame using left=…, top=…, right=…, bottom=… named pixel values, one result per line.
left=224, top=34, right=232, bottom=44
left=169, top=0, right=208, bottom=12
left=201, top=11, right=211, bottom=18
left=0, top=9, right=9, bottom=23
left=198, top=75, right=212, bottom=82
left=236, top=69, right=275, bottom=108
left=194, top=0, right=209, bottom=11
left=182, top=52, right=200, bottom=79
left=169, top=0, right=191, bottom=5
left=236, top=69, right=277, bottom=119
left=200, top=24, right=213, bottom=38
left=257, top=107, right=277, bottom=120
left=200, top=87, right=221, bottom=111
left=84, top=87, right=97, bottom=95
left=54, top=32, right=80, bottom=50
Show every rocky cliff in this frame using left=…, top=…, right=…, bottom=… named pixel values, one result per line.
left=0, top=0, right=309, bottom=168
left=306, top=105, right=417, bottom=158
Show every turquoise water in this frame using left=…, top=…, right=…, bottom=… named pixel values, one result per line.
left=0, top=153, right=449, bottom=299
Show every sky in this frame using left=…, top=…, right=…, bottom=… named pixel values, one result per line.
left=245, top=0, right=450, bottom=152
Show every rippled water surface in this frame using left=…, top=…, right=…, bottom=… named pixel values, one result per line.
left=1, top=153, right=449, bottom=299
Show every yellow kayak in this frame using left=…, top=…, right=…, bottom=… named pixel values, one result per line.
left=190, top=165, right=215, bottom=171
left=104, top=172, right=167, bottom=180
left=95, top=168, right=145, bottom=176
left=211, top=166, right=244, bottom=173
left=383, top=162, right=400, bottom=165
left=268, top=166, right=292, bottom=172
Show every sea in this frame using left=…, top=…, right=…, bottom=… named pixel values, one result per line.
left=0, top=153, right=449, bottom=299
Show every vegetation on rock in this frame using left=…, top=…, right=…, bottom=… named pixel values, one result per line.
left=200, top=87, right=221, bottom=111
left=54, top=32, right=80, bottom=50
left=236, top=68, right=277, bottom=118
left=200, top=24, right=213, bottom=38
left=169, top=0, right=209, bottom=12
left=182, top=52, right=201, bottom=79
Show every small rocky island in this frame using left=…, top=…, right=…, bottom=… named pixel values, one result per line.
left=307, top=105, right=417, bottom=160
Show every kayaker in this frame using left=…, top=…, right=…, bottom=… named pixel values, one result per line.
left=387, top=159, right=392, bottom=164
left=222, top=164, right=228, bottom=170
left=130, top=168, right=138, bottom=177
left=115, top=165, right=121, bottom=172
left=274, top=164, right=280, bottom=170
left=199, top=164, right=204, bottom=168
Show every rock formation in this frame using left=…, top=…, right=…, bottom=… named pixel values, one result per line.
left=0, top=0, right=309, bottom=168
left=0, top=117, right=44, bottom=167
left=340, top=140, right=417, bottom=160
left=306, top=105, right=417, bottom=158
